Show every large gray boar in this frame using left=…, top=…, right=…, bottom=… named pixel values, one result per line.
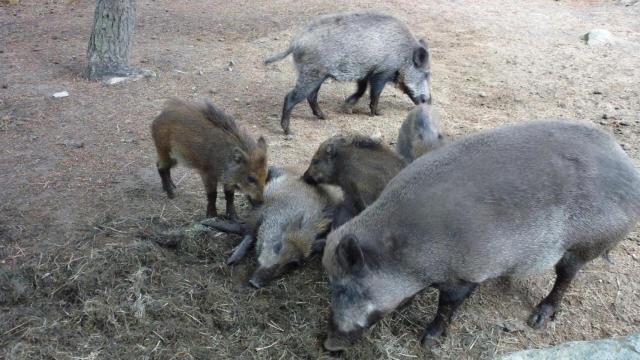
left=396, top=104, right=446, bottom=162
left=322, top=121, right=640, bottom=351
left=265, top=11, right=431, bottom=134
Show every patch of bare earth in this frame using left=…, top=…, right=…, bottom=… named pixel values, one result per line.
left=1, top=0, right=639, bottom=359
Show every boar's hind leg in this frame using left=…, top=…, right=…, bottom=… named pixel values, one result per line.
left=307, top=80, right=327, bottom=120
left=343, top=78, right=368, bottom=113
left=281, top=75, right=327, bottom=134
left=368, top=72, right=395, bottom=116
left=421, top=280, right=478, bottom=346
left=528, top=250, right=590, bottom=329
left=157, top=158, right=177, bottom=198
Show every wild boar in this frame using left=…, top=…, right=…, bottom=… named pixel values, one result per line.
left=265, top=11, right=432, bottom=134
left=322, top=120, right=640, bottom=351
left=303, top=134, right=406, bottom=228
left=151, top=98, right=268, bottom=219
left=396, top=104, right=446, bottom=162
left=207, top=170, right=342, bottom=287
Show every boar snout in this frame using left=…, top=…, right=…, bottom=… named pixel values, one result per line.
left=323, top=335, right=351, bottom=352
left=412, top=94, right=429, bottom=105
left=323, top=326, right=363, bottom=352
left=302, top=170, right=318, bottom=185
left=247, top=194, right=264, bottom=207
left=324, top=311, right=365, bottom=351
left=249, top=267, right=276, bottom=289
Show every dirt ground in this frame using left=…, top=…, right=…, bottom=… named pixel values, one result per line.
left=1, top=0, right=640, bottom=359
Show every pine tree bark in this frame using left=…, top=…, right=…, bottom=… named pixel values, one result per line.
left=86, top=0, right=146, bottom=80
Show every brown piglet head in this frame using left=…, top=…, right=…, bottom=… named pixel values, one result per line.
left=229, top=137, right=268, bottom=206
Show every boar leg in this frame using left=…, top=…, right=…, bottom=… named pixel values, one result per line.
left=281, top=75, right=327, bottom=134
left=227, top=234, right=255, bottom=265
left=528, top=251, right=587, bottom=329
left=421, top=280, right=477, bottom=346
left=157, top=158, right=177, bottom=198
left=307, top=81, right=327, bottom=120
left=202, top=174, right=218, bottom=218
left=223, top=184, right=238, bottom=221
left=368, top=72, right=394, bottom=116
left=343, top=78, right=368, bottom=113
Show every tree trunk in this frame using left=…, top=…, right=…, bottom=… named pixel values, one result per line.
left=86, top=0, right=142, bottom=80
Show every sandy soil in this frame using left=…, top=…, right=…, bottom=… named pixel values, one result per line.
left=1, top=0, right=639, bottom=359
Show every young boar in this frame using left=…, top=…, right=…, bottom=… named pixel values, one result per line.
left=303, top=134, right=406, bottom=228
left=322, top=121, right=640, bottom=351
left=265, top=11, right=432, bottom=134
left=211, top=170, right=342, bottom=288
left=151, top=99, right=268, bottom=219
left=396, top=104, right=446, bottom=162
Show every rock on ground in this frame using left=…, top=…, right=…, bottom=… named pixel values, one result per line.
left=581, top=29, right=614, bottom=46
left=501, top=333, right=640, bottom=360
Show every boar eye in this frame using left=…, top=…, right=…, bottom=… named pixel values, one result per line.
left=311, top=159, right=320, bottom=165
left=246, top=175, right=257, bottom=184
left=274, top=242, right=282, bottom=253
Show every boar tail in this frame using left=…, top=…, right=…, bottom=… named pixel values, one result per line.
left=264, top=48, right=292, bottom=65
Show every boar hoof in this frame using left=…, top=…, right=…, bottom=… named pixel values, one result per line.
left=528, top=303, right=556, bottom=329
left=323, top=336, right=350, bottom=352
left=420, top=324, right=445, bottom=347
left=342, top=104, right=354, bottom=115
left=166, top=190, right=175, bottom=199
left=315, top=112, right=327, bottom=120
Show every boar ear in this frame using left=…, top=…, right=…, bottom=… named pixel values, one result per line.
left=336, top=235, right=364, bottom=272
left=413, top=45, right=428, bottom=68
left=233, top=147, right=247, bottom=164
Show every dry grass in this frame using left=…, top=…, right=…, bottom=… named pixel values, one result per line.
left=1, top=0, right=640, bottom=359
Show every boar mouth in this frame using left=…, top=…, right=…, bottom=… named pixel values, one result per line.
left=323, top=335, right=351, bottom=352
left=249, top=262, right=301, bottom=288
left=323, top=329, right=362, bottom=352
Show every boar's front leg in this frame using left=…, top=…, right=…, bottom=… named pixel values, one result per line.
left=528, top=250, right=587, bottom=329
left=202, top=174, right=218, bottom=218
left=223, top=184, right=238, bottom=221
left=421, top=280, right=478, bottom=346
left=368, top=71, right=395, bottom=116
left=227, top=234, right=255, bottom=265
left=343, top=78, right=368, bottom=114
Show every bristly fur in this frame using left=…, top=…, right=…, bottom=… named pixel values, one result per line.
left=331, top=133, right=385, bottom=151
left=201, top=100, right=257, bottom=150
left=163, top=98, right=256, bottom=151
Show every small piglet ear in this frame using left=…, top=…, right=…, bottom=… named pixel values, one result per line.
left=233, top=147, right=247, bottom=164
left=336, top=235, right=364, bottom=272
left=413, top=45, right=428, bottom=68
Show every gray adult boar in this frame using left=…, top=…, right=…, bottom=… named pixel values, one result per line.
left=396, top=104, right=446, bottom=162
left=265, top=11, right=431, bottom=134
left=247, top=171, right=341, bottom=288
left=322, top=121, right=640, bottom=351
